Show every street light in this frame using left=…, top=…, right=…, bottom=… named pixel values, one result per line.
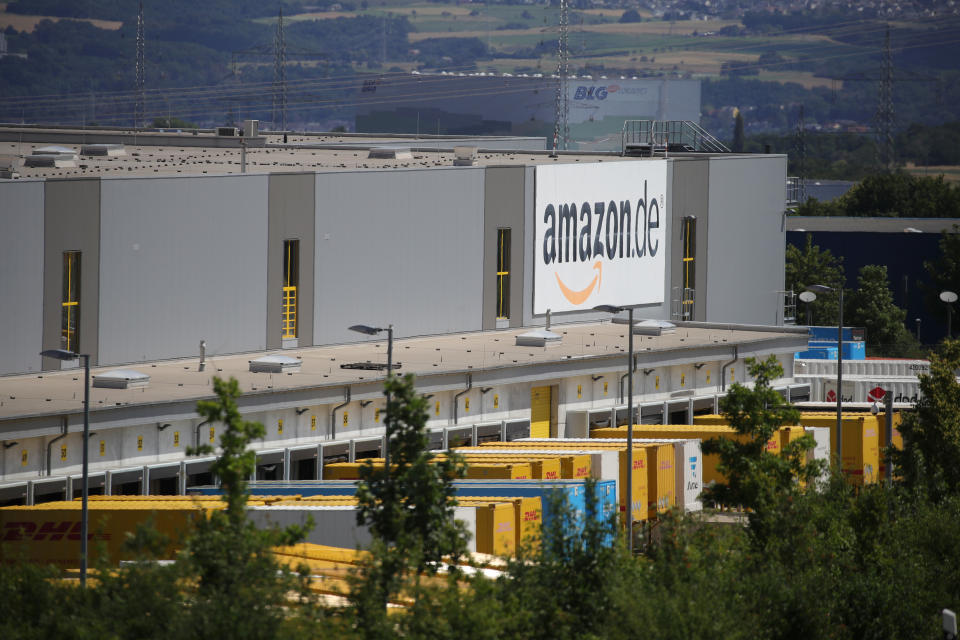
left=940, top=290, right=957, bottom=339
left=594, top=304, right=636, bottom=552
left=805, top=284, right=843, bottom=465
left=40, top=348, right=90, bottom=588
left=348, top=324, right=394, bottom=468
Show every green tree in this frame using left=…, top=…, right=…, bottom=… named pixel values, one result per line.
left=702, top=356, right=822, bottom=544
left=183, top=376, right=314, bottom=640
left=785, top=233, right=845, bottom=325
left=498, top=480, right=632, bottom=640
left=351, top=373, right=468, bottom=633
left=922, top=224, right=960, bottom=337
left=799, top=172, right=960, bottom=218
left=845, top=264, right=919, bottom=356
left=894, top=340, right=960, bottom=500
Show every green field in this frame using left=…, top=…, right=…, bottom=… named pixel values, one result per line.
left=259, top=1, right=903, bottom=84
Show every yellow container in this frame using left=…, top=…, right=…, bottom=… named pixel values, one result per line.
left=460, top=456, right=561, bottom=481
left=618, top=447, right=649, bottom=525
left=642, top=443, right=675, bottom=518
left=323, top=458, right=532, bottom=481
left=463, top=462, right=532, bottom=480
left=796, top=413, right=882, bottom=484
left=779, top=426, right=807, bottom=454
left=457, top=499, right=516, bottom=556
left=592, top=425, right=782, bottom=486
left=454, top=447, right=592, bottom=479
left=0, top=502, right=216, bottom=567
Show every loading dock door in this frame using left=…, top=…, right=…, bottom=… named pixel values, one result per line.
left=531, top=386, right=552, bottom=438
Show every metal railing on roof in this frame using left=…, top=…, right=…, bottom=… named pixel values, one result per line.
left=621, top=120, right=731, bottom=156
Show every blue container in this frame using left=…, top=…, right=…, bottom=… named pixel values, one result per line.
left=808, top=326, right=863, bottom=342
left=795, top=347, right=838, bottom=360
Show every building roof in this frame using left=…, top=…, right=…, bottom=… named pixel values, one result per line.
left=0, top=126, right=764, bottom=181
left=0, top=321, right=806, bottom=431
left=788, top=216, right=960, bottom=234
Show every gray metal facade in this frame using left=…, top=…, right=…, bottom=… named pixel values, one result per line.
left=705, top=155, right=788, bottom=324
left=43, top=179, right=100, bottom=369
left=267, top=173, right=316, bottom=349
left=98, top=175, right=269, bottom=364
left=313, top=168, right=485, bottom=346
left=0, top=154, right=790, bottom=376
left=482, top=166, right=526, bottom=330
left=0, top=181, right=44, bottom=375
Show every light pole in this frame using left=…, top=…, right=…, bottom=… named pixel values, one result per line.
left=806, top=284, right=843, bottom=465
left=798, top=290, right=816, bottom=326
left=40, top=349, right=90, bottom=587
left=594, top=304, right=635, bottom=552
left=940, top=290, right=956, bottom=339
left=348, top=324, right=394, bottom=467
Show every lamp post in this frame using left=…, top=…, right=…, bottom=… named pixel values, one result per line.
left=940, top=290, right=956, bottom=339
left=40, top=349, right=90, bottom=587
left=594, top=304, right=635, bottom=552
left=348, top=324, right=394, bottom=467
left=805, top=284, right=843, bottom=465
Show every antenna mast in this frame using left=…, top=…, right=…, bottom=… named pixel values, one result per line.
left=552, top=0, right=569, bottom=153
left=273, top=7, right=288, bottom=131
left=135, top=1, right=145, bottom=128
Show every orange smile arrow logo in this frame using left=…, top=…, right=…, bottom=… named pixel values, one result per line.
left=555, top=261, right=603, bottom=305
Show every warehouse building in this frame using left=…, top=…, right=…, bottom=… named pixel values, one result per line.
left=0, top=124, right=805, bottom=504
left=355, top=74, right=701, bottom=150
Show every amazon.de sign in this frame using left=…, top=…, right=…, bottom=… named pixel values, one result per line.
left=534, top=161, right=667, bottom=314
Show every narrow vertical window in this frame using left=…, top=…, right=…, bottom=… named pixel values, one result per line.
left=61, top=251, right=81, bottom=352
left=496, top=228, right=511, bottom=320
left=282, top=239, right=299, bottom=339
left=681, top=216, right=696, bottom=319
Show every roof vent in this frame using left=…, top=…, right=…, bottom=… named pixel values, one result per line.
left=25, top=154, right=77, bottom=168
left=453, top=146, right=478, bottom=166
left=249, top=354, right=302, bottom=374
left=92, top=369, right=151, bottom=389
left=33, top=145, right=77, bottom=156
left=0, top=155, right=21, bottom=178
left=81, top=143, right=126, bottom=157
left=612, top=318, right=676, bottom=336
left=368, top=147, right=413, bottom=160
left=216, top=127, right=239, bottom=137
left=515, top=328, right=562, bottom=347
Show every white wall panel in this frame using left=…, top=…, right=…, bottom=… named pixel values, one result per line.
left=0, top=181, right=44, bottom=374
left=99, top=175, right=268, bottom=364
left=314, top=169, right=485, bottom=345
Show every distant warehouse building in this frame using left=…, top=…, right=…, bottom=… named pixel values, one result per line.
left=0, top=125, right=804, bottom=504
left=355, top=73, right=701, bottom=150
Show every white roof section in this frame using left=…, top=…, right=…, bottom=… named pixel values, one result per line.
left=91, top=369, right=151, bottom=389
left=0, top=321, right=808, bottom=423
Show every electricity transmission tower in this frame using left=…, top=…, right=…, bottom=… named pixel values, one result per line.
left=793, top=104, right=806, bottom=200
left=273, top=7, right=288, bottom=131
left=135, top=1, right=145, bottom=128
left=552, top=0, right=569, bottom=153
left=875, top=25, right=895, bottom=170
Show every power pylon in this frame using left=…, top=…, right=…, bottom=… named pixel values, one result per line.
left=135, top=1, right=145, bottom=128
left=552, top=0, right=569, bottom=153
left=875, top=25, right=895, bottom=170
left=794, top=104, right=806, bottom=200
left=273, top=7, right=288, bottom=131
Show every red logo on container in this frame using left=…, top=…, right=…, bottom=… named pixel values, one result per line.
left=2, top=521, right=111, bottom=541
left=607, top=84, right=620, bottom=93
left=867, top=387, right=886, bottom=402
left=826, top=390, right=837, bottom=402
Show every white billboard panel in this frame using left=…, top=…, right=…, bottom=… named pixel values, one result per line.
left=534, top=161, right=667, bottom=314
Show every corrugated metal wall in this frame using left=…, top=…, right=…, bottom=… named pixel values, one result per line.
left=0, top=181, right=44, bottom=375
left=313, top=168, right=485, bottom=345
left=705, top=155, right=788, bottom=324
left=98, top=175, right=269, bottom=364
